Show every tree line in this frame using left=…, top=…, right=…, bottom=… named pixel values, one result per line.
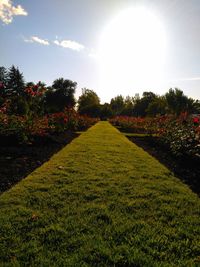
left=1, top=65, right=200, bottom=119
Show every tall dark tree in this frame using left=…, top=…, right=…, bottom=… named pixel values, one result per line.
left=45, top=78, right=76, bottom=113
left=146, top=96, right=167, bottom=116
left=7, top=65, right=25, bottom=97
left=165, top=88, right=193, bottom=115
left=110, top=95, right=125, bottom=115
left=0, top=66, right=7, bottom=98
left=121, top=96, right=134, bottom=116
left=100, top=103, right=113, bottom=120
left=192, top=100, right=200, bottom=114
left=133, top=91, right=157, bottom=117
left=78, top=89, right=100, bottom=117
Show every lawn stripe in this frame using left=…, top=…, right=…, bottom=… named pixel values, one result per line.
left=0, top=121, right=200, bottom=266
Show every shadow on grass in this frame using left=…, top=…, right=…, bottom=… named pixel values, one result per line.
left=0, top=132, right=80, bottom=194
left=126, top=134, right=200, bottom=197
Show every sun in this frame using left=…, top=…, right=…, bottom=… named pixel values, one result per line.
left=98, top=7, right=167, bottom=101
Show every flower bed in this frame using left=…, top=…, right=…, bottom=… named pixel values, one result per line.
left=110, top=114, right=200, bottom=159
left=158, top=113, right=200, bottom=159
left=0, top=109, right=99, bottom=144
left=110, top=116, right=158, bottom=134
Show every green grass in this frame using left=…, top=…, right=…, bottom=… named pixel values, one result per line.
left=0, top=121, right=200, bottom=266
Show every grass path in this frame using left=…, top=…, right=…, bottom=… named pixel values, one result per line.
left=0, top=122, right=200, bottom=266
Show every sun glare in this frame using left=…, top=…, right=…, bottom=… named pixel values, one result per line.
left=98, top=7, right=167, bottom=100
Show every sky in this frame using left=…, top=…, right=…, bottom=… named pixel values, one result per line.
left=1, top=0, right=200, bottom=103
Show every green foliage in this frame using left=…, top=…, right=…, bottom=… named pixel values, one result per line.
left=146, top=96, right=167, bottom=116
left=0, top=66, right=7, bottom=98
left=0, top=66, right=7, bottom=83
left=192, top=100, right=200, bottom=113
left=100, top=103, right=113, bottom=120
left=6, top=65, right=25, bottom=97
left=78, top=88, right=100, bottom=117
left=110, top=95, right=125, bottom=115
left=110, top=116, right=158, bottom=134
left=110, top=114, right=200, bottom=160
left=24, top=82, right=47, bottom=116
left=1, top=65, right=200, bottom=121
left=0, top=109, right=98, bottom=144
left=165, top=88, right=194, bottom=115
left=0, top=122, right=199, bottom=266
left=0, top=114, right=29, bottom=143
left=45, top=78, right=76, bottom=113
left=9, top=96, right=29, bottom=115
left=158, top=114, right=200, bottom=158
left=121, top=96, right=134, bottom=116
left=107, top=90, right=199, bottom=118
left=133, top=91, right=157, bottom=117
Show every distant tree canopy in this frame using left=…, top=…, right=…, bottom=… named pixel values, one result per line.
left=165, top=88, right=195, bottom=115
left=110, top=95, right=125, bottom=115
left=78, top=89, right=100, bottom=117
left=133, top=92, right=157, bottom=117
left=1, top=65, right=200, bottom=119
left=100, top=103, right=113, bottom=120
left=107, top=89, right=200, bottom=118
left=121, top=96, right=134, bottom=116
left=145, top=96, right=167, bottom=116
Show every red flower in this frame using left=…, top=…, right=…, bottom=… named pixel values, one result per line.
left=193, top=117, right=199, bottom=124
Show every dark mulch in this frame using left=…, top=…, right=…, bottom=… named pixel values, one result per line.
left=0, top=132, right=79, bottom=194
left=127, top=135, right=200, bottom=197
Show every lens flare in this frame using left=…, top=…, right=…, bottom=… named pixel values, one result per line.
left=98, top=7, right=167, bottom=100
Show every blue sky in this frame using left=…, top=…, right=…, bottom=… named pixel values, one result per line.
left=1, top=0, right=200, bottom=103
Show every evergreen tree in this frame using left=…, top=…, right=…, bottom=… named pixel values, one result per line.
left=7, top=65, right=25, bottom=97
left=0, top=66, right=8, bottom=98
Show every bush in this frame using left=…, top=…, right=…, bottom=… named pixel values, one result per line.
left=110, top=114, right=200, bottom=159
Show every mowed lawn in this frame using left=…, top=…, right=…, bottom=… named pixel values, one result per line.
left=0, top=122, right=200, bottom=266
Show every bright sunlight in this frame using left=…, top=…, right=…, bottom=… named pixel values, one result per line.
left=98, top=7, right=167, bottom=99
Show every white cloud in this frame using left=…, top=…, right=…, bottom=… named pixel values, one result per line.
left=54, top=39, right=84, bottom=51
left=0, top=0, right=27, bottom=24
left=25, top=36, right=49, bottom=46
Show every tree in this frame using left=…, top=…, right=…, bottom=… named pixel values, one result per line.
left=100, top=103, right=113, bottom=120
left=0, top=66, right=7, bottom=99
left=121, top=96, right=134, bottom=116
left=45, top=78, right=76, bottom=113
left=26, top=82, right=35, bottom=87
left=110, top=95, right=125, bottom=115
left=78, top=89, right=100, bottom=117
left=24, top=82, right=47, bottom=116
left=192, top=100, right=200, bottom=114
left=165, top=88, right=193, bottom=115
left=7, top=65, right=25, bottom=97
left=146, top=96, right=167, bottom=116
left=9, top=96, right=29, bottom=115
left=133, top=91, right=157, bottom=117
